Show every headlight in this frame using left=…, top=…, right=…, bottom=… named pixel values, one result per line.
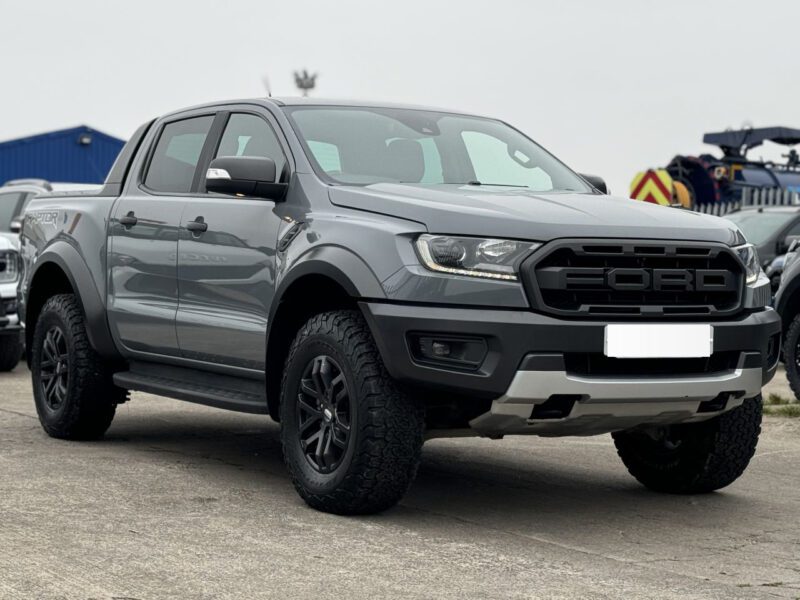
left=415, top=235, right=540, bottom=280
left=0, top=251, right=18, bottom=283
left=734, top=243, right=761, bottom=285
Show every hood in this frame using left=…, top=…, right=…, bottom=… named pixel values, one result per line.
left=329, top=184, right=743, bottom=246
left=0, top=233, right=17, bottom=251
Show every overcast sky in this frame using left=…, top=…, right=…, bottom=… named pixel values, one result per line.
left=3, top=0, right=799, bottom=194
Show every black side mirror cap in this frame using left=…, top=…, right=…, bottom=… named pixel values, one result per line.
left=580, top=173, right=608, bottom=194
left=205, top=156, right=287, bottom=201
left=9, top=217, right=23, bottom=234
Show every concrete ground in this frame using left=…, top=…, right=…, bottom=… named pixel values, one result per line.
left=1, top=366, right=799, bottom=600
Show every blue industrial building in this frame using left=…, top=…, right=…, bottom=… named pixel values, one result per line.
left=0, top=125, right=125, bottom=185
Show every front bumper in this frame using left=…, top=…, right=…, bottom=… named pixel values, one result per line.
left=362, top=302, right=781, bottom=437
left=0, top=281, right=22, bottom=338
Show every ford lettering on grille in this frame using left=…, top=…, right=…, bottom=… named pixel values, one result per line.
left=521, top=241, right=744, bottom=318
left=548, top=267, right=737, bottom=292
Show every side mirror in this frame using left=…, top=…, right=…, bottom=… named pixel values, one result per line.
left=205, top=156, right=287, bottom=201
left=9, top=217, right=23, bottom=234
left=780, top=234, right=800, bottom=255
left=580, top=173, right=608, bottom=194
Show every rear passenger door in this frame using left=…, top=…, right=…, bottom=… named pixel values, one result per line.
left=175, top=110, right=289, bottom=371
left=107, top=114, right=215, bottom=357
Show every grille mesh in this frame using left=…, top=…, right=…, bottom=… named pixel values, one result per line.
left=522, top=241, right=744, bottom=318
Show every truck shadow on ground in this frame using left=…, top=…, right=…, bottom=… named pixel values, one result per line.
left=102, top=406, right=758, bottom=532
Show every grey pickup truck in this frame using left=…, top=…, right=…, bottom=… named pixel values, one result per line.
left=18, top=98, right=780, bottom=514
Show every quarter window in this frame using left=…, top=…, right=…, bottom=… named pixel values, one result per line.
left=144, top=116, right=214, bottom=193
left=215, top=114, right=287, bottom=180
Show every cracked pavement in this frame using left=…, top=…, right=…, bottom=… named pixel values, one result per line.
left=2, top=366, right=800, bottom=599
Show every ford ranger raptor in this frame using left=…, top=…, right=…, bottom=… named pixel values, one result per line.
left=18, top=99, right=780, bottom=514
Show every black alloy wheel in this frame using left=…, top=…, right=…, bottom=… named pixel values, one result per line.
left=39, top=326, right=70, bottom=411
left=297, top=355, right=352, bottom=474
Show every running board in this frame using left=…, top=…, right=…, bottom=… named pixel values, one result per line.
left=113, top=362, right=268, bottom=414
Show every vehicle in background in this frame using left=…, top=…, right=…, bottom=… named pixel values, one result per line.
left=18, top=98, right=778, bottom=514
left=765, top=254, right=787, bottom=294
left=0, top=179, right=102, bottom=366
left=631, top=127, right=800, bottom=216
left=0, top=179, right=103, bottom=247
left=0, top=235, right=22, bottom=371
left=774, top=246, right=800, bottom=399
left=723, top=207, right=800, bottom=268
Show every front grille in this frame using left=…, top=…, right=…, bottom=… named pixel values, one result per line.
left=522, top=240, right=744, bottom=318
left=0, top=252, right=18, bottom=283
left=564, top=351, right=741, bottom=377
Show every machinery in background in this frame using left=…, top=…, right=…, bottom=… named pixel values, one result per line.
left=631, top=127, right=800, bottom=216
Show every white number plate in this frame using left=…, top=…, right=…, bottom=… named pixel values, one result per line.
left=604, top=324, right=713, bottom=359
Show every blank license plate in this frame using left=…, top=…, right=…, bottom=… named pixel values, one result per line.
left=604, top=324, right=713, bottom=359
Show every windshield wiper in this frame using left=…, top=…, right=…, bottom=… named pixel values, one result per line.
left=463, top=181, right=527, bottom=188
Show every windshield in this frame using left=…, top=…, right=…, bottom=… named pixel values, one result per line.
left=0, top=192, right=24, bottom=232
left=284, top=106, right=591, bottom=193
left=725, top=211, right=797, bottom=245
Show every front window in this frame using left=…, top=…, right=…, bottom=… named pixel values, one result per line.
left=725, top=211, right=797, bottom=245
left=285, top=106, right=590, bottom=193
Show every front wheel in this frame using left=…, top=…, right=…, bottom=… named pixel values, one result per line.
left=613, top=395, right=762, bottom=494
left=280, top=310, right=424, bottom=515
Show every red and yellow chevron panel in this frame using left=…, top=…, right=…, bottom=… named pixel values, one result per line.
left=630, top=170, right=673, bottom=206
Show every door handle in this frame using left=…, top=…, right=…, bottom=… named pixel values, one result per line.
left=186, top=217, right=208, bottom=234
left=119, top=211, right=138, bottom=228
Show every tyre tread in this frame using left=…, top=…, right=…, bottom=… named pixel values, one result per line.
left=32, top=294, right=125, bottom=440
left=613, top=395, right=762, bottom=494
left=280, top=310, right=424, bottom=515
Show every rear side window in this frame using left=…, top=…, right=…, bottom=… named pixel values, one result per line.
left=0, top=192, right=24, bottom=231
left=145, top=116, right=214, bottom=193
left=215, top=114, right=287, bottom=180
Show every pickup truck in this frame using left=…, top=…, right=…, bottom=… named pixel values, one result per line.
left=19, top=98, right=780, bottom=514
left=0, top=235, right=22, bottom=370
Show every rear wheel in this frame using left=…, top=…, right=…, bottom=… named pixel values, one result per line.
left=0, top=335, right=21, bottom=372
left=613, top=395, right=762, bottom=494
left=280, top=310, right=424, bottom=515
left=31, top=294, right=126, bottom=440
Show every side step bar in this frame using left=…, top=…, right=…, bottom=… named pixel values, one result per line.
left=113, top=361, right=268, bottom=415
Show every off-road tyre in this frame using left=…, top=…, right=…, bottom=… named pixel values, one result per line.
left=613, top=395, right=762, bottom=494
left=0, top=336, right=21, bottom=372
left=783, top=313, right=800, bottom=401
left=280, top=310, right=424, bottom=515
left=31, top=294, right=126, bottom=440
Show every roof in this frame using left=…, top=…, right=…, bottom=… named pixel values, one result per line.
left=269, top=97, right=478, bottom=114
left=704, top=127, right=800, bottom=156
left=162, top=97, right=485, bottom=119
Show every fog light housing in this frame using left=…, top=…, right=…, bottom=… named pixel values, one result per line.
left=409, top=334, right=488, bottom=371
left=766, top=333, right=781, bottom=370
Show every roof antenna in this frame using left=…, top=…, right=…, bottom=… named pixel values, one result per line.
left=262, top=75, right=272, bottom=98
